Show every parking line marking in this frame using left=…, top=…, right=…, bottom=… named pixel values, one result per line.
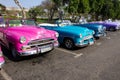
left=0, top=69, right=12, bottom=80
left=96, top=42, right=102, bottom=46
left=74, top=53, right=83, bottom=58
left=55, top=48, right=77, bottom=56
left=113, top=34, right=117, bottom=36
left=106, top=37, right=111, bottom=39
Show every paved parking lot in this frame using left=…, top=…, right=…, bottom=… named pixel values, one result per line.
left=1, top=31, right=120, bottom=80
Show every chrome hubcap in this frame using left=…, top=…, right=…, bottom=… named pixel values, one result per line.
left=65, top=39, right=73, bottom=49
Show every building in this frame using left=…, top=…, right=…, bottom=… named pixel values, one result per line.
left=6, top=7, right=29, bottom=18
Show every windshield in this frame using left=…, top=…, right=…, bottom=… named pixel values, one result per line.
left=23, top=20, right=36, bottom=26
left=105, top=19, right=112, bottom=23
left=79, top=19, right=87, bottom=24
left=56, top=20, right=72, bottom=27
left=8, top=19, right=36, bottom=27
left=9, top=20, right=22, bottom=27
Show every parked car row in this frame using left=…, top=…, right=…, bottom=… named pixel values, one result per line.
left=0, top=19, right=119, bottom=61
left=57, top=20, right=106, bottom=39
left=39, top=20, right=94, bottom=49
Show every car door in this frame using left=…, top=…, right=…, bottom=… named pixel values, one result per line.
left=0, top=26, right=5, bottom=45
left=0, top=25, right=9, bottom=47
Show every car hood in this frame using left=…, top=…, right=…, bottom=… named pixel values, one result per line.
left=6, top=25, right=53, bottom=42
left=97, top=22, right=118, bottom=26
left=55, top=25, right=93, bottom=36
left=78, top=24, right=100, bottom=29
left=108, top=22, right=120, bottom=25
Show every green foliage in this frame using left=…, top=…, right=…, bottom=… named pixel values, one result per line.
left=68, top=0, right=79, bottom=14
left=0, top=4, right=6, bottom=14
left=28, top=6, right=43, bottom=21
left=28, top=0, right=120, bottom=20
left=78, top=0, right=90, bottom=13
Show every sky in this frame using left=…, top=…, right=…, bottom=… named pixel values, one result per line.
left=0, top=0, right=44, bottom=9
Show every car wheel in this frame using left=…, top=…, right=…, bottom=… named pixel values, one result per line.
left=109, top=27, right=116, bottom=31
left=95, top=37, right=100, bottom=40
left=10, top=46, right=21, bottom=61
left=64, top=38, right=74, bottom=49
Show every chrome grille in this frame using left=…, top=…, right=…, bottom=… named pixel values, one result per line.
left=28, top=38, right=54, bottom=46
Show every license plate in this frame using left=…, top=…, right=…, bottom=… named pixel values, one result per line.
left=89, top=41, right=94, bottom=45
left=41, top=45, right=52, bottom=53
left=84, top=36, right=92, bottom=40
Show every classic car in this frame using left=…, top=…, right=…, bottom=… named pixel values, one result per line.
left=59, top=20, right=106, bottom=39
left=91, top=19, right=120, bottom=31
left=0, top=46, right=5, bottom=68
left=0, top=19, right=59, bottom=60
left=75, top=23, right=106, bottom=39
left=39, top=20, right=95, bottom=49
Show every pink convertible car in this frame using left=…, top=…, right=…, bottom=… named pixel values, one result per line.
left=0, top=19, right=59, bottom=60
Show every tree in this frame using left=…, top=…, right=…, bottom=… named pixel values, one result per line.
left=41, top=0, right=57, bottom=21
left=100, top=0, right=115, bottom=20
left=0, top=4, right=6, bottom=14
left=13, top=0, right=26, bottom=18
left=112, top=0, right=120, bottom=19
left=52, top=0, right=70, bottom=20
left=78, top=0, right=90, bottom=14
left=28, top=6, right=43, bottom=21
left=67, top=0, right=79, bottom=22
left=89, top=0, right=103, bottom=20
left=68, top=0, right=79, bottom=14
left=27, top=0, right=120, bottom=21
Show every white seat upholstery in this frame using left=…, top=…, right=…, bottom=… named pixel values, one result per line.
left=39, top=23, right=57, bottom=27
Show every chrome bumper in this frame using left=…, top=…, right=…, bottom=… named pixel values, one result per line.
left=0, top=61, right=5, bottom=68
left=19, top=40, right=59, bottom=56
left=75, top=36, right=94, bottom=47
left=94, top=32, right=106, bottom=37
left=19, top=44, right=54, bottom=56
left=75, top=41, right=94, bottom=47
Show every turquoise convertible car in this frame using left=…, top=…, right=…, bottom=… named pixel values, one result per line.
left=60, top=20, right=106, bottom=39
left=39, top=20, right=95, bottom=49
left=75, top=23, right=106, bottom=39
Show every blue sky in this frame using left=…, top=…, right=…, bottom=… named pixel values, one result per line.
left=0, top=0, right=44, bottom=9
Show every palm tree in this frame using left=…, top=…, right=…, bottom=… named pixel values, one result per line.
left=0, top=4, right=6, bottom=14
left=13, top=0, right=26, bottom=18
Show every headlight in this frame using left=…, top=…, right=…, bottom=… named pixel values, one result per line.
left=20, top=36, right=26, bottom=43
left=93, top=31, right=95, bottom=34
left=79, top=34, right=82, bottom=38
left=98, top=27, right=101, bottom=32
left=116, top=25, right=120, bottom=29
left=55, top=32, right=59, bottom=37
left=103, top=26, right=106, bottom=30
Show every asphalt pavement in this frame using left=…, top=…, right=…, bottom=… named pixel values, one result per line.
left=0, top=31, right=120, bottom=80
